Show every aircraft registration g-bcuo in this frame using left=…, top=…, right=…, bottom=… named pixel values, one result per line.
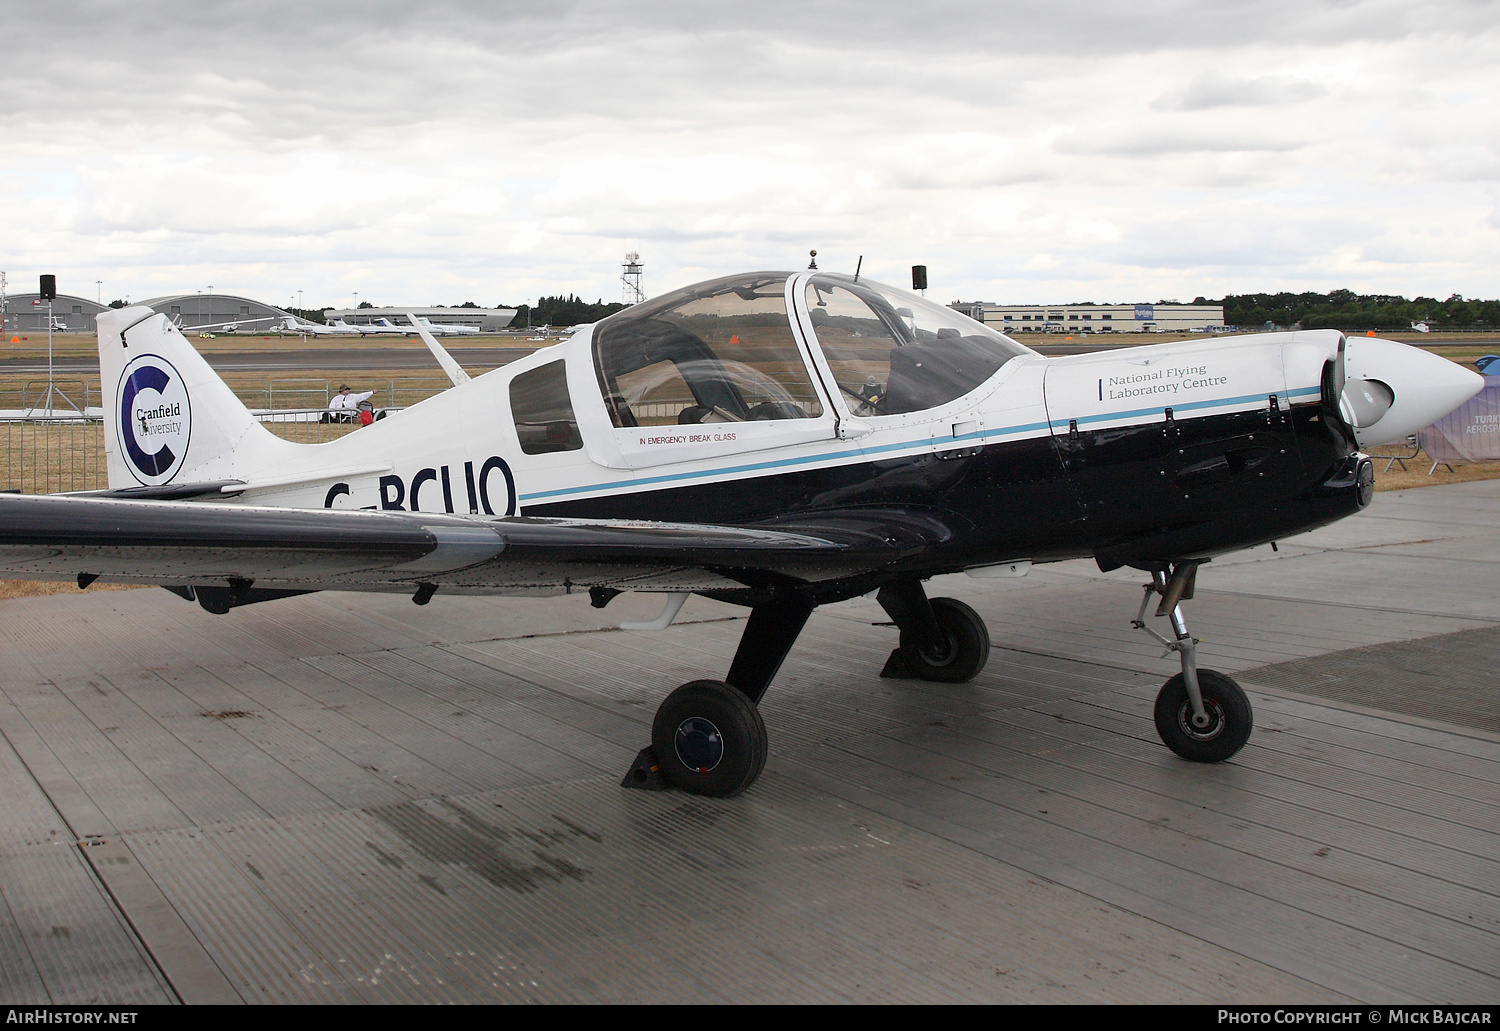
left=0, top=272, right=1481, bottom=797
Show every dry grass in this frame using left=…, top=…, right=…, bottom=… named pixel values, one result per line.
left=0, top=579, right=146, bottom=600
left=0, top=419, right=105, bottom=493
left=1373, top=455, right=1500, bottom=492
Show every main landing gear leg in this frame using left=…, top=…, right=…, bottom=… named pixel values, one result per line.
left=1132, top=562, right=1253, bottom=762
left=623, top=593, right=816, bottom=798
left=877, top=580, right=990, bottom=683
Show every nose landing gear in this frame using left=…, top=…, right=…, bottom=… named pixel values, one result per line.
left=1132, top=562, right=1253, bottom=763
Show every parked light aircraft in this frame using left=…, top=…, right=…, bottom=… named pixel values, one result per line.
left=171, top=315, right=277, bottom=334
left=408, top=315, right=483, bottom=337
left=281, top=315, right=412, bottom=336
left=280, top=314, right=477, bottom=337
left=278, top=314, right=364, bottom=336
left=324, top=316, right=412, bottom=336
left=0, top=271, right=1481, bottom=797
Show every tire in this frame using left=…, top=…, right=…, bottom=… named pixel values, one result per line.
left=898, top=597, right=991, bottom=683
left=651, top=680, right=768, bottom=797
left=1153, top=669, right=1253, bottom=763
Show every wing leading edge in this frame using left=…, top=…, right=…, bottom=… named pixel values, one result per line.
left=0, top=493, right=923, bottom=595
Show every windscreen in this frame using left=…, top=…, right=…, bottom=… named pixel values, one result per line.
left=806, top=275, right=1031, bottom=415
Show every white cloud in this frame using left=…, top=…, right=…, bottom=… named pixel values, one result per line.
left=1151, top=72, right=1328, bottom=111
left=2, top=1, right=1499, bottom=305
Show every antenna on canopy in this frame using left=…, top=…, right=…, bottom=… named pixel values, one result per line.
left=621, top=252, right=644, bottom=305
left=854, top=255, right=863, bottom=282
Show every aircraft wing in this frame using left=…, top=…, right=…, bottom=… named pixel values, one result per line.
left=0, top=493, right=924, bottom=595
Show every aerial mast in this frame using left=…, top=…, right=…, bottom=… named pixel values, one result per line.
left=621, top=252, right=644, bottom=305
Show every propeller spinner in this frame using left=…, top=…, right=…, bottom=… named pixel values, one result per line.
left=1333, top=334, right=1481, bottom=447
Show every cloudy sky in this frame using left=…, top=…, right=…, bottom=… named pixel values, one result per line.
left=3, top=0, right=1498, bottom=308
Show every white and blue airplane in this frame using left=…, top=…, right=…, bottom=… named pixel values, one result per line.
left=278, top=314, right=365, bottom=336
left=0, top=271, right=1480, bottom=797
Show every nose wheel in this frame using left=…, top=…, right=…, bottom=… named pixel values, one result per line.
left=1153, top=669, right=1252, bottom=763
left=1133, top=562, right=1253, bottom=763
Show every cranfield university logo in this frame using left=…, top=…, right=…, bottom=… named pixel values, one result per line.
left=117, top=354, right=192, bottom=485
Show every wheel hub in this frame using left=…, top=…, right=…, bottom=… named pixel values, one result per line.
left=918, top=631, right=956, bottom=667
left=674, top=716, right=724, bottom=773
left=1177, top=698, right=1226, bottom=741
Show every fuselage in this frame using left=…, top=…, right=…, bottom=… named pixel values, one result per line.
left=105, top=271, right=1479, bottom=601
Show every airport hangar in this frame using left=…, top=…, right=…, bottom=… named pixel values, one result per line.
left=952, top=301, right=1228, bottom=334
left=1, top=292, right=289, bottom=334
left=1, top=293, right=113, bottom=332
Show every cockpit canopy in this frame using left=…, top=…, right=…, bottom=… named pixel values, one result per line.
left=592, top=271, right=1030, bottom=429
left=593, top=273, right=820, bottom=428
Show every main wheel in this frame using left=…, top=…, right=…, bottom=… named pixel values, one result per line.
left=651, top=680, right=768, bottom=797
left=898, top=597, right=991, bottom=683
left=1154, top=669, right=1253, bottom=763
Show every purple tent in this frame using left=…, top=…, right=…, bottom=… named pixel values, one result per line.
left=1418, top=380, right=1500, bottom=467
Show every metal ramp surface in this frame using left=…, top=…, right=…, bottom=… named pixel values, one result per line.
left=1, top=481, right=1497, bottom=1003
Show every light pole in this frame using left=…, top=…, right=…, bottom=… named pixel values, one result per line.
left=46, top=294, right=54, bottom=414
left=352, top=291, right=358, bottom=310
left=34, top=274, right=76, bottom=415
left=95, top=280, right=102, bottom=306
left=207, top=285, right=214, bottom=331
left=297, top=290, right=303, bottom=318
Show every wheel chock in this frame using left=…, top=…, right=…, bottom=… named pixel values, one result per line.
left=880, top=648, right=913, bottom=679
left=620, top=746, right=669, bottom=791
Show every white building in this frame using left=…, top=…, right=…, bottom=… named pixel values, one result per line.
left=326, top=307, right=516, bottom=331
left=952, top=302, right=1227, bottom=334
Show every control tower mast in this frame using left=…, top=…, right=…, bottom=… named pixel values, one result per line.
left=621, top=252, right=644, bottom=305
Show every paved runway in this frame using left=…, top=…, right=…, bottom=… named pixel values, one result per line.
left=0, top=481, right=1496, bottom=1003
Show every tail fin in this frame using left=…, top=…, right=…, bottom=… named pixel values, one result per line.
left=96, top=306, right=297, bottom=491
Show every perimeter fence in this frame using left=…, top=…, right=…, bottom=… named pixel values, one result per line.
left=0, top=377, right=451, bottom=494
